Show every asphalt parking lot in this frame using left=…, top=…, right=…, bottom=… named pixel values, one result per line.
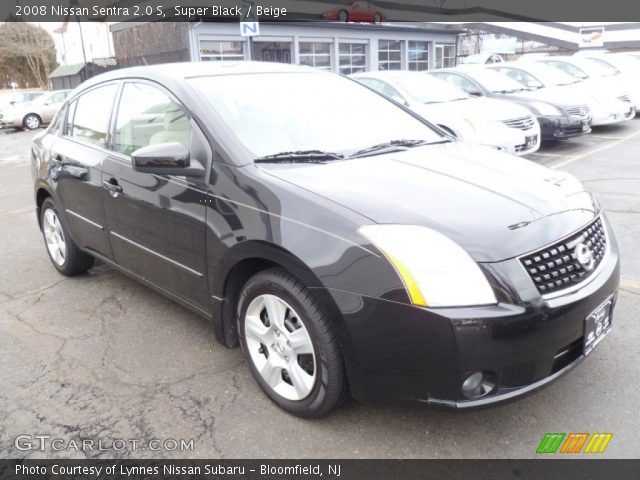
left=1, top=123, right=639, bottom=459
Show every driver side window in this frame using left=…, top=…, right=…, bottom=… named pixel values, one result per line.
left=113, top=82, right=192, bottom=156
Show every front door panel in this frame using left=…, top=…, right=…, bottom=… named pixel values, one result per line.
left=102, top=156, right=209, bottom=310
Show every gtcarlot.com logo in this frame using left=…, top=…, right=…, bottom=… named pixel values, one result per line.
left=537, top=432, right=613, bottom=454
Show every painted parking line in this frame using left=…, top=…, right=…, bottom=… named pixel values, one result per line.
left=528, top=152, right=566, bottom=158
left=588, top=135, right=629, bottom=140
left=621, top=277, right=640, bottom=293
left=551, top=129, right=640, bottom=169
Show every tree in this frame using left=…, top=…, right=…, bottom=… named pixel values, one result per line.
left=0, top=23, right=58, bottom=89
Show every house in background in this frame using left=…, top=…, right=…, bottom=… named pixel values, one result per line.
left=49, top=58, right=117, bottom=90
left=38, top=22, right=115, bottom=66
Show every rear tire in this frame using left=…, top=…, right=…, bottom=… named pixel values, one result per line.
left=40, top=197, right=94, bottom=276
left=237, top=268, right=348, bottom=417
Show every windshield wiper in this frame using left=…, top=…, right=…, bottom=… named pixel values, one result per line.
left=254, top=150, right=344, bottom=163
left=494, top=89, right=522, bottom=94
left=349, top=139, right=447, bottom=159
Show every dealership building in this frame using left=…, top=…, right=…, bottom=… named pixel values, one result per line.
left=109, top=22, right=461, bottom=74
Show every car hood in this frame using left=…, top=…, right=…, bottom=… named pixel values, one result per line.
left=259, top=142, right=598, bottom=262
left=515, top=87, right=593, bottom=108
left=503, top=88, right=590, bottom=108
left=412, top=97, right=530, bottom=124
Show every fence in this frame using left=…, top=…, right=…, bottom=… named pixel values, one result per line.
left=455, top=29, right=577, bottom=64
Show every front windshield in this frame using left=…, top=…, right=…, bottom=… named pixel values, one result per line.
left=521, top=63, right=579, bottom=86
left=569, top=57, right=617, bottom=77
left=463, top=69, right=526, bottom=93
left=393, top=74, right=469, bottom=103
left=190, top=72, right=444, bottom=158
left=586, top=57, right=621, bottom=75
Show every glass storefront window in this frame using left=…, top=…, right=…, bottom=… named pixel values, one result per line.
left=252, top=41, right=292, bottom=63
left=339, top=43, right=367, bottom=75
left=200, top=40, right=245, bottom=61
left=378, top=40, right=402, bottom=71
left=299, top=42, right=332, bottom=70
left=408, top=41, right=429, bottom=71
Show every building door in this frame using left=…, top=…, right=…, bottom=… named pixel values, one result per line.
left=435, top=43, right=456, bottom=69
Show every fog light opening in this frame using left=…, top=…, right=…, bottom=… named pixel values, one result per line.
left=462, top=371, right=496, bottom=399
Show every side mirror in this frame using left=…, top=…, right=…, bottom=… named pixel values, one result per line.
left=527, top=80, right=543, bottom=89
left=131, top=142, right=204, bottom=178
left=466, top=88, right=483, bottom=97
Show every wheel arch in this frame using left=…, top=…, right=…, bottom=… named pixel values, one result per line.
left=35, top=184, right=53, bottom=230
left=214, top=241, right=347, bottom=351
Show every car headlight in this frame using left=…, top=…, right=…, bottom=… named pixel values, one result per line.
left=528, top=101, right=561, bottom=116
left=359, top=225, right=497, bottom=307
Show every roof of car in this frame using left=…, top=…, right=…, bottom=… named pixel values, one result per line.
left=73, top=61, right=322, bottom=97
left=91, top=61, right=315, bottom=82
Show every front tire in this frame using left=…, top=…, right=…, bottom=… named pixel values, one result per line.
left=337, top=10, right=348, bottom=22
left=237, top=268, right=348, bottom=417
left=40, top=198, right=94, bottom=276
left=23, top=114, right=41, bottom=130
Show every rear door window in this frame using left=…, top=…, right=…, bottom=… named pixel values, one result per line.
left=69, top=83, right=118, bottom=148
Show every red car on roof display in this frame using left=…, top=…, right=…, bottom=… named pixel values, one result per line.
left=322, top=1, right=387, bottom=23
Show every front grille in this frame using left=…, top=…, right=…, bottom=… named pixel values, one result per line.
left=618, top=95, right=631, bottom=103
left=565, top=104, right=591, bottom=118
left=501, top=115, right=535, bottom=131
left=520, top=217, right=607, bottom=295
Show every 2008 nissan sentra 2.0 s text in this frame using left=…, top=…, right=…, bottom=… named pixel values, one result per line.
left=30, top=62, right=619, bottom=417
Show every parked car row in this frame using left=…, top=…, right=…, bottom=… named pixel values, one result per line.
left=30, top=61, right=619, bottom=417
left=0, top=89, right=70, bottom=130
left=350, top=53, right=639, bottom=156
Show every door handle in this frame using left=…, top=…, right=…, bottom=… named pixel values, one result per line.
left=103, top=178, right=123, bottom=197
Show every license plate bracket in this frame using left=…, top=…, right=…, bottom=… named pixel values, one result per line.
left=584, top=296, right=613, bottom=355
left=525, top=135, right=538, bottom=147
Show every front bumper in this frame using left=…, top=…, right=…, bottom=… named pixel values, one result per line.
left=0, top=116, right=20, bottom=128
left=538, top=115, right=591, bottom=141
left=470, top=125, right=541, bottom=156
left=591, top=103, right=635, bottom=126
left=325, top=217, right=620, bottom=408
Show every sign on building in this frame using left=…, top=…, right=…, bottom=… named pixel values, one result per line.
left=240, top=22, right=260, bottom=37
left=579, top=27, right=605, bottom=48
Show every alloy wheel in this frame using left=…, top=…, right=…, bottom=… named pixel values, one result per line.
left=43, top=209, right=66, bottom=266
left=243, top=294, right=316, bottom=401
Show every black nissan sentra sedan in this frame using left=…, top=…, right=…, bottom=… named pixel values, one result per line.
left=31, top=62, right=619, bottom=417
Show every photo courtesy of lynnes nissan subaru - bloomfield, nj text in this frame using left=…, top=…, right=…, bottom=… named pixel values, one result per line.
left=30, top=61, right=619, bottom=417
